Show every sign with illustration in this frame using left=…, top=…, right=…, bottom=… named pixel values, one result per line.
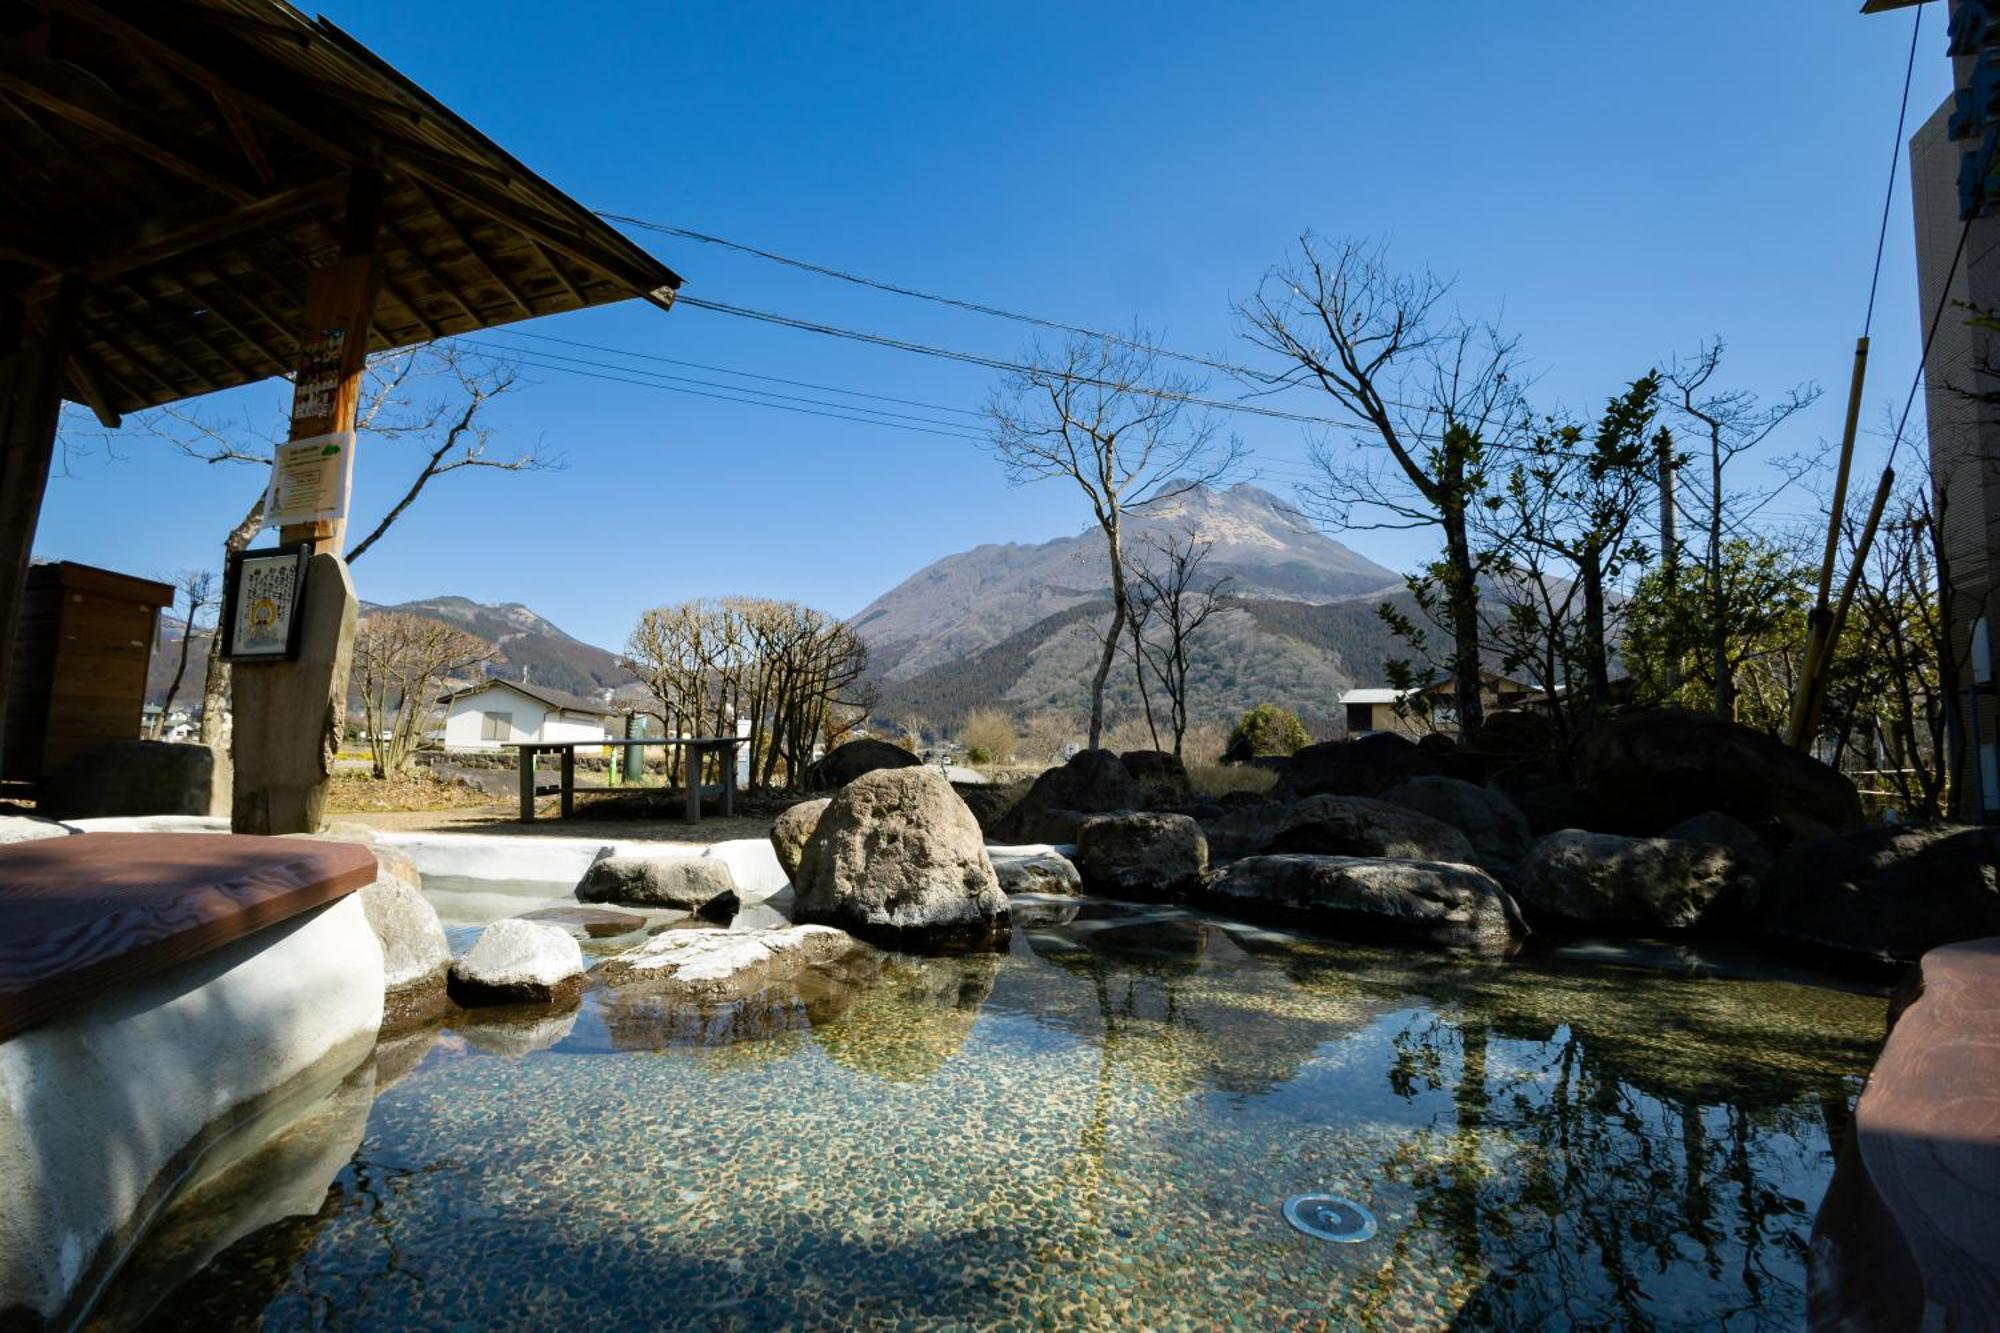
left=264, top=430, right=355, bottom=529
left=221, top=544, right=311, bottom=662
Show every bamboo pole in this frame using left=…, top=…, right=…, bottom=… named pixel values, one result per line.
left=1786, top=336, right=1871, bottom=750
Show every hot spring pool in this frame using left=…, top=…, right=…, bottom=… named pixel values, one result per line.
left=92, top=883, right=1886, bottom=1330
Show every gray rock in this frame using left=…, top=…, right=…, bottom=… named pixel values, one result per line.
left=38, top=740, right=228, bottom=820
left=576, top=855, right=739, bottom=919
left=801, top=738, right=922, bottom=791
left=998, top=750, right=1142, bottom=843
left=1272, top=733, right=1445, bottom=802
left=770, top=798, right=831, bottom=884
left=991, top=850, right=1082, bottom=896
left=0, top=815, right=71, bottom=845
left=1573, top=707, right=1863, bottom=842
left=1200, top=800, right=1290, bottom=862
left=1269, top=794, right=1477, bottom=864
left=794, top=766, right=1009, bottom=953
left=1120, top=750, right=1192, bottom=808
left=1206, top=854, right=1525, bottom=954
left=1382, top=776, right=1533, bottom=874
left=1664, top=810, right=1775, bottom=885
left=447, top=918, right=585, bottom=1007
left=1075, top=813, right=1209, bottom=901
left=595, top=923, right=867, bottom=1000
left=1514, top=829, right=1745, bottom=931
left=954, top=783, right=1017, bottom=835
left=1757, top=823, right=2000, bottom=966
left=356, top=845, right=452, bottom=1029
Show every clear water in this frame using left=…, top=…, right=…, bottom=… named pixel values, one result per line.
left=97, top=887, right=1886, bottom=1331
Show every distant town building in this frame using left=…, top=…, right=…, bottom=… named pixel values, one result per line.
left=439, top=678, right=617, bottom=751
left=1340, top=674, right=1536, bottom=738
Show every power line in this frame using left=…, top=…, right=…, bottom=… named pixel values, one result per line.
left=1887, top=216, right=1973, bottom=472
left=598, top=210, right=1275, bottom=383
left=671, top=293, right=1377, bottom=428
left=1865, top=4, right=1924, bottom=338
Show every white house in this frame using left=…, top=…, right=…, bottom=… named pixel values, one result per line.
left=440, top=678, right=618, bottom=751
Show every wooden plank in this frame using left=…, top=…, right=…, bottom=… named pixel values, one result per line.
left=518, top=746, right=535, bottom=822
left=560, top=746, right=575, bottom=819
left=0, top=42, right=259, bottom=204
left=0, top=833, right=377, bottom=1043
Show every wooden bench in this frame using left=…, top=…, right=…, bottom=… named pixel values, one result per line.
left=513, top=737, right=743, bottom=824
left=0, top=833, right=378, bottom=1043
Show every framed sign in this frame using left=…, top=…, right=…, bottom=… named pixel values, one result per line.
left=263, top=430, right=354, bottom=530
left=221, top=544, right=311, bottom=662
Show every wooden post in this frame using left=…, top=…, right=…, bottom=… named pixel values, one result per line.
left=559, top=745, right=575, bottom=819
left=684, top=743, right=701, bottom=824
left=518, top=745, right=535, bottom=822
left=0, top=278, right=84, bottom=771
left=231, top=171, right=382, bottom=833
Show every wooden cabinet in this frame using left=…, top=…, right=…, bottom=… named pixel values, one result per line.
left=2, top=563, right=173, bottom=783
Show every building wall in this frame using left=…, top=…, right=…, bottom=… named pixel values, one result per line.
left=442, top=688, right=611, bottom=750
left=1911, top=93, right=2000, bottom=815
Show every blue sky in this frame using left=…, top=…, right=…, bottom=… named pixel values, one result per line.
left=36, top=1, right=1951, bottom=650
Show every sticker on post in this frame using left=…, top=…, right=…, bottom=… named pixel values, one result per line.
left=264, top=430, right=355, bottom=529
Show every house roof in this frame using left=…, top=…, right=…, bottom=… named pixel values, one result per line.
left=442, top=677, right=616, bottom=718
left=4, top=0, right=681, bottom=423
left=1339, top=688, right=1407, bottom=706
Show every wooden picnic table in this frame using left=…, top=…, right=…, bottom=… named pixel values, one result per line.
left=513, top=737, right=743, bottom=824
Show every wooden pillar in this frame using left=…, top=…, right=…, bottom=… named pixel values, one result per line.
left=232, top=172, right=382, bottom=834
left=0, top=278, right=84, bottom=772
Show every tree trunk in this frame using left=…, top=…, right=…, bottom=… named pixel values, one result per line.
left=1087, top=517, right=1129, bottom=751
left=1709, top=441, right=1733, bottom=719
left=1441, top=501, right=1485, bottom=736
left=199, top=491, right=266, bottom=747
left=1580, top=542, right=1609, bottom=710
left=156, top=600, right=200, bottom=738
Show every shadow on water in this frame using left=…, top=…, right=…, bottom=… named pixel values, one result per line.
left=98, top=899, right=1888, bottom=1330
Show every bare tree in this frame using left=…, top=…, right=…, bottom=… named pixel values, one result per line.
left=1663, top=342, right=1820, bottom=719
left=153, top=569, right=215, bottom=738
left=986, top=333, right=1242, bottom=749
left=1126, top=526, right=1233, bottom=758
left=137, top=345, right=552, bottom=750
left=351, top=612, right=493, bottom=777
left=1237, top=236, right=1526, bottom=733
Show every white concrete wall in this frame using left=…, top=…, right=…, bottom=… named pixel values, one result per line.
left=541, top=712, right=611, bottom=745
left=0, top=896, right=383, bottom=1326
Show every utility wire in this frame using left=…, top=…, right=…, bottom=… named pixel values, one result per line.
left=1866, top=4, right=1924, bottom=338
left=1887, top=216, right=1973, bottom=471
left=599, top=211, right=1274, bottom=384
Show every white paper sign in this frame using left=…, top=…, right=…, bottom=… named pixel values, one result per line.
left=264, top=431, right=354, bottom=529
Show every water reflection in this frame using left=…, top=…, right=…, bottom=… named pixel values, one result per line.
left=99, top=901, right=1883, bottom=1330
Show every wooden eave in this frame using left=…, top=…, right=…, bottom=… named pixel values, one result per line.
left=0, top=0, right=682, bottom=423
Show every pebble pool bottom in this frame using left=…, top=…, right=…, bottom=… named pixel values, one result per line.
left=94, top=893, right=1886, bottom=1331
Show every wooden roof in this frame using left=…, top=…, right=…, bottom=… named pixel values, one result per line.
left=0, top=0, right=682, bottom=424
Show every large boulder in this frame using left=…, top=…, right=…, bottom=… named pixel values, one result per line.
left=1120, top=750, right=1192, bottom=809
left=1272, top=732, right=1445, bottom=802
left=595, top=924, right=868, bottom=1000
left=356, top=845, right=452, bottom=1029
left=997, top=750, right=1143, bottom=843
left=1664, top=810, right=1776, bottom=885
left=447, top=918, right=586, bottom=1007
left=953, top=782, right=1016, bottom=835
left=1573, top=708, right=1862, bottom=842
left=1757, top=824, right=2000, bottom=967
left=1514, top=830, right=1747, bottom=931
left=793, top=766, right=1010, bottom=952
left=1205, top=854, right=1525, bottom=954
left=1382, top=777, right=1533, bottom=875
left=1511, top=782, right=1611, bottom=837
left=801, top=738, right=922, bottom=791
left=1074, top=813, right=1209, bottom=901
left=1200, top=800, right=1291, bottom=863
left=1268, top=794, right=1477, bottom=864
left=990, top=848, right=1082, bottom=895
left=770, top=798, right=831, bottom=883
left=575, top=855, right=739, bottom=921
left=38, top=740, right=228, bottom=819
